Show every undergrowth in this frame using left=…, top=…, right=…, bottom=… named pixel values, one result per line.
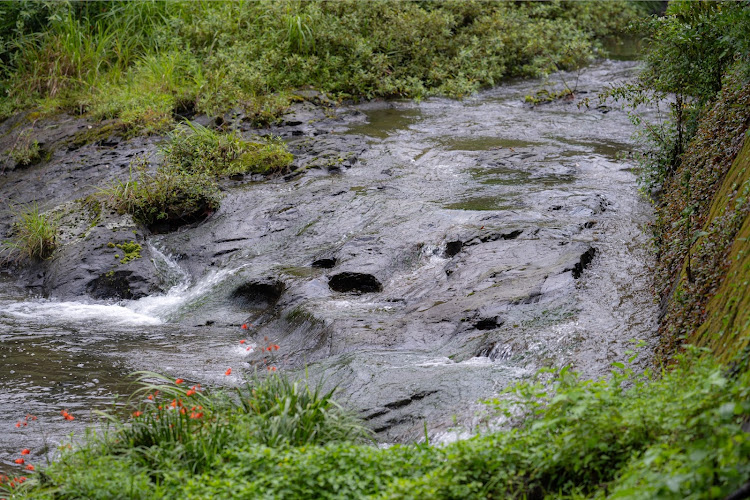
left=5, top=349, right=750, bottom=499
left=0, top=1, right=643, bottom=128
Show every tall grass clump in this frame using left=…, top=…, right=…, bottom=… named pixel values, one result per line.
left=2, top=203, right=57, bottom=261
left=163, top=122, right=294, bottom=176
left=103, top=159, right=221, bottom=232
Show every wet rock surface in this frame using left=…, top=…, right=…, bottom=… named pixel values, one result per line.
left=0, top=61, right=659, bottom=467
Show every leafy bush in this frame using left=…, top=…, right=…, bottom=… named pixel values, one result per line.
left=163, top=122, right=293, bottom=177
left=0, top=1, right=643, bottom=123
left=2, top=203, right=57, bottom=261
left=11, top=350, right=750, bottom=499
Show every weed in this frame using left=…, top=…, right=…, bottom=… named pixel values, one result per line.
left=102, top=158, right=221, bottom=232
left=2, top=203, right=57, bottom=261
left=163, top=122, right=293, bottom=176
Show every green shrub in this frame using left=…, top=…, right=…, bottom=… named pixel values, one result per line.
left=12, top=349, right=750, bottom=499
left=2, top=203, right=57, bottom=261
left=103, top=159, right=221, bottom=230
left=1, top=1, right=643, bottom=123
left=163, top=122, right=294, bottom=176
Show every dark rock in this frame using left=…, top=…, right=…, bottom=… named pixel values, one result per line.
left=312, top=257, right=337, bottom=269
left=474, top=316, right=504, bottom=330
left=569, top=247, right=598, bottom=279
left=43, top=207, right=162, bottom=300
left=231, top=279, right=285, bottom=309
left=329, top=272, right=383, bottom=293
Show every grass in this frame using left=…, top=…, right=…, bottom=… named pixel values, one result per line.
left=1, top=203, right=57, bottom=261
left=8, top=135, right=42, bottom=168
left=0, top=1, right=644, bottom=129
left=163, top=122, right=294, bottom=177
left=101, top=124, right=293, bottom=231
left=5, top=349, right=750, bottom=499
left=102, top=159, right=221, bottom=232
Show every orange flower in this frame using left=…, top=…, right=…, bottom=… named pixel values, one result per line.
left=240, top=339, right=246, bottom=344
left=15, top=422, right=21, bottom=428
left=175, top=378, right=184, bottom=385
left=65, top=414, right=74, bottom=421
left=170, top=399, right=177, bottom=408
left=132, top=411, right=142, bottom=418
left=20, top=449, right=30, bottom=455
left=267, top=366, right=277, bottom=372
left=241, top=324, right=248, bottom=329
left=186, top=389, right=196, bottom=396
left=225, top=368, right=232, bottom=376
left=147, top=394, right=154, bottom=400
left=14, top=459, right=24, bottom=465
left=25, top=465, right=34, bottom=471
left=180, top=407, right=187, bottom=415
left=273, top=344, right=280, bottom=351
left=190, top=412, right=204, bottom=419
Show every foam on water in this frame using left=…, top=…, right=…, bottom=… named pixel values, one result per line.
left=1, top=299, right=163, bottom=326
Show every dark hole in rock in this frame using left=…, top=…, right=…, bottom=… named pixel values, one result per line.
left=312, top=257, right=337, bottom=269
left=329, top=272, right=382, bottom=293
left=572, top=247, right=597, bottom=279
left=87, top=271, right=140, bottom=300
left=147, top=207, right=214, bottom=235
left=232, top=281, right=285, bottom=309
left=474, top=316, right=504, bottom=330
left=502, top=229, right=523, bottom=240
left=444, top=240, right=463, bottom=257
left=583, top=221, right=597, bottom=229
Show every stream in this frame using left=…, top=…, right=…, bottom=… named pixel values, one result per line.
left=0, top=59, right=658, bottom=473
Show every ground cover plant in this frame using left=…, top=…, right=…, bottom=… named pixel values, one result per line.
left=0, top=1, right=643, bottom=130
left=4, top=347, right=750, bottom=499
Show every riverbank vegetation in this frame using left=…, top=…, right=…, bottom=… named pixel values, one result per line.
left=0, top=1, right=642, bottom=133
left=3, top=1, right=750, bottom=498
left=5, top=349, right=750, bottom=499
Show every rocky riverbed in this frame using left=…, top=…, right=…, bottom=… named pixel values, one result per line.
left=0, top=60, right=658, bottom=471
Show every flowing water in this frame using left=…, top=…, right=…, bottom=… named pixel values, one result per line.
left=0, top=60, right=659, bottom=473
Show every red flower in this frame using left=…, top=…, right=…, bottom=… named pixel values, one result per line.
left=225, top=368, right=232, bottom=376
left=25, top=465, right=34, bottom=471
left=147, top=394, right=154, bottom=400
left=240, top=339, right=246, bottom=344
left=65, top=414, right=75, bottom=421
left=273, top=344, right=280, bottom=351
left=175, top=378, right=184, bottom=385
left=190, top=412, right=204, bottom=419
left=132, top=411, right=142, bottom=418
left=241, top=324, right=248, bottom=330
left=14, top=459, right=24, bottom=465
left=186, top=389, right=196, bottom=396
left=15, top=422, right=21, bottom=428
left=21, top=449, right=30, bottom=455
